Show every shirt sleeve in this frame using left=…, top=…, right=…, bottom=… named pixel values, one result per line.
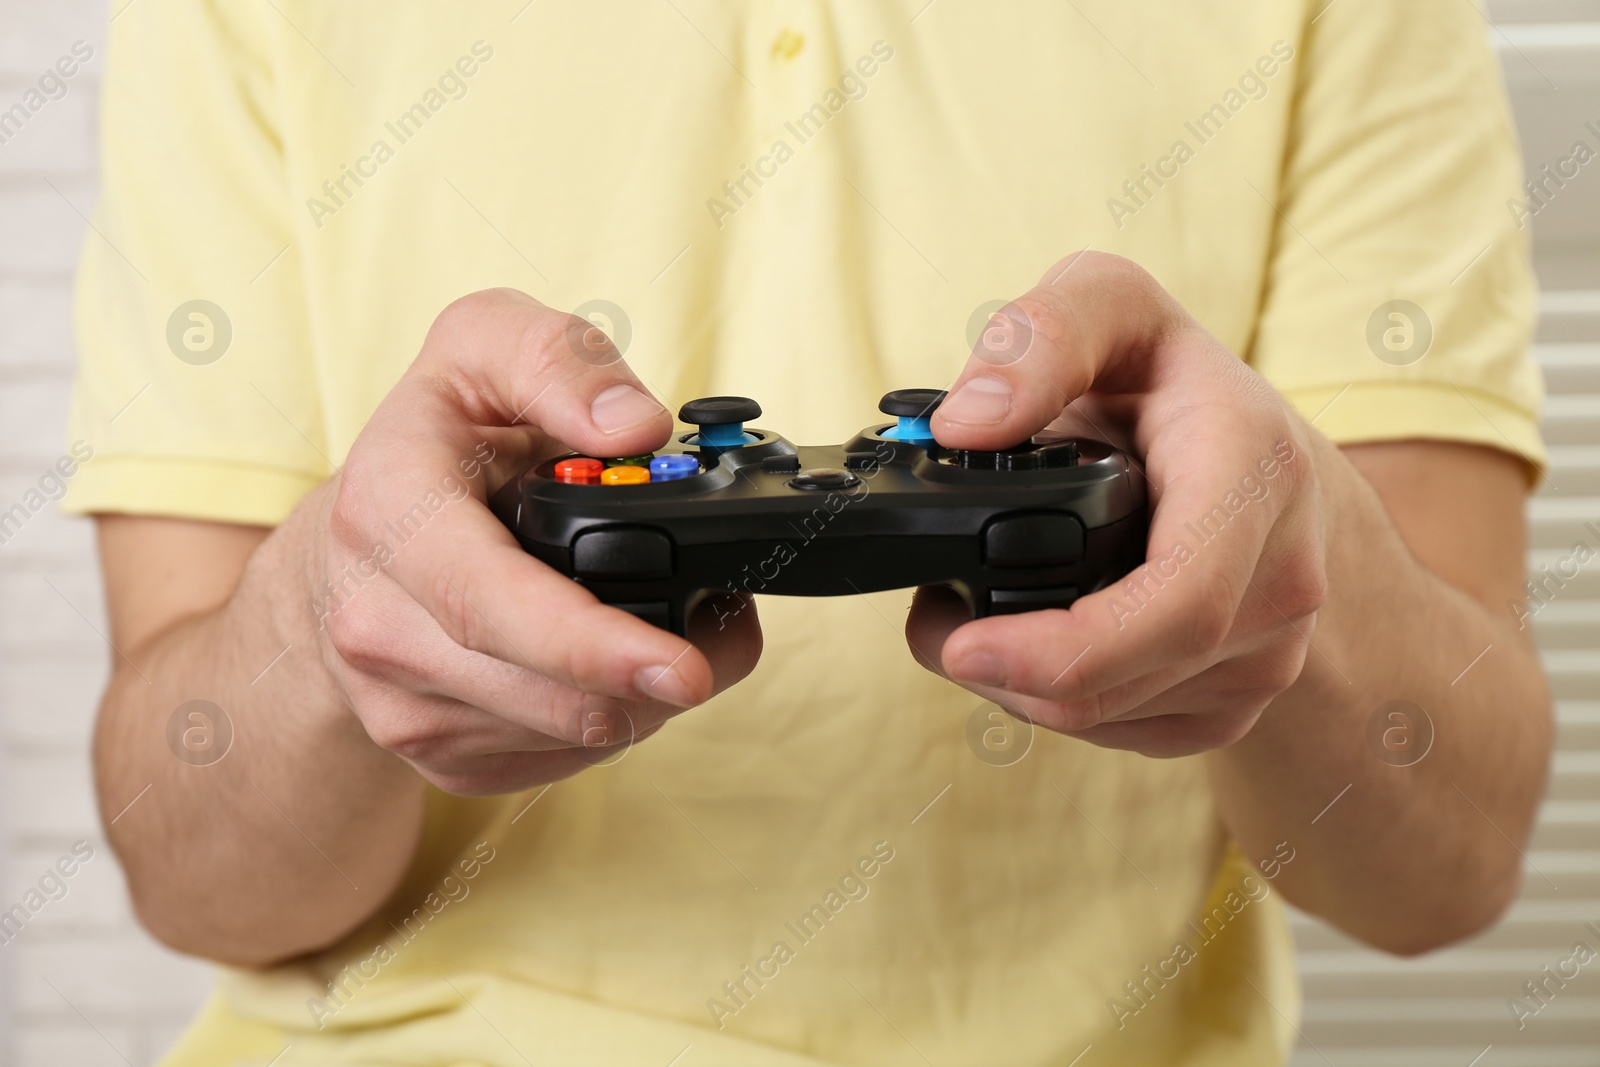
left=1249, top=0, right=1544, bottom=481
left=63, top=0, right=331, bottom=525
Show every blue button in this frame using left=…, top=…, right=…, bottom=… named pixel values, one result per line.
left=650, top=454, right=701, bottom=481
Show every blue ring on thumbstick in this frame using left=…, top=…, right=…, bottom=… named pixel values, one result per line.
left=696, top=422, right=755, bottom=447
left=878, top=389, right=947, bottom=442
left=649, top=454, right=701, bottom=481
left=882, top=415, right=934, bottom=441
left=678, top=396, right=762, bottom=447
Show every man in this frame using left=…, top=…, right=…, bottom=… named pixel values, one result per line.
left=67, top=1, right=1549, bottom=1064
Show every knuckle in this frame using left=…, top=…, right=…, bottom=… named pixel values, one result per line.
left=1111, top=255, right=1166, bottom=307
left=1221, top=649, right=1308, bottom=719
left=364, top=705, right=455, bottom=763
left=1008, top=292, right=1075, bottom=357
left=1268, top=429, right=1317, bottom=499
left=576, top=703, right=630, bottom=749
left=425, top=753, right=543, bottom=797
left=1136, top=708, right=1261, bottom=756
left=1185, top=711, right=1259, bottom=752
left=515, top=308, right=572, bottom=363
left=1263, top=645, right=1310, bottom=694
left=1039, top=250, right=1089, bottom=285
left=541, top=694, right=597, bottom=747
left=324, top=600, right=392, bottom=673
left=433, top=288, right=531, bottom=338
left=559, top=610, right=640, bottom=695
left=325, top=461, right=378, bottom=552
left=419, top=765, right=499, bottom=797
left=425, top=773, right=495, bottom=798
left=422, top=289, right=543, bottom=383
left=1043, top=650, right=1093, bottom=700
left=430, top=566, right=490, bottom=654
left=1275, top=429, right=1309, bottom=477
left=516, top=309, right=604, bottom=379
left=1275, top=563, right=1328, bottom=622
left=1179, top=590, right=1236, bottom=657
left=1069, top=251, right=1187, bottom=332
left=326, top=494, right=370, bottom=557
left=1228, top=650, right=1306, bottom=710
left=1082, top=249, right=1137, bottom=282
left=1070, top=250, right=1147, bottom=294
left=1048, top=692, right=1105, bottom=731
left=526, top=620, right=586, bottom=692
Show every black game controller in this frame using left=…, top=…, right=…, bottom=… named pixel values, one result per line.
left=491, top=390, right=1148, bottom=635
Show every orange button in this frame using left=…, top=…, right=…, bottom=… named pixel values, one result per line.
left=554, top=457, right=604, bottom=484
left=601, top=465, right=651, bottom=485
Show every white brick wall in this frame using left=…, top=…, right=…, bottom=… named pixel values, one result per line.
left=0, top=4, right=214, bottom=1066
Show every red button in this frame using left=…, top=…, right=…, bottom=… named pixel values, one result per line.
left=554, top=457, right=604, bottom=484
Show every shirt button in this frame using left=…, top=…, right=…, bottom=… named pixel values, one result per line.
left=771, top=29, right=805, bottom=61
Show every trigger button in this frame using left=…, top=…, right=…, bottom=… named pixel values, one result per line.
left=983, top=513, right=1085, bottom=567
left=572, top=527, right=673, bottom=579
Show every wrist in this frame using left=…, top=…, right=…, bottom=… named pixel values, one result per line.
left=1245, top=429, right=1393, bottom=742
left=246, top=478, right=368, bottom=740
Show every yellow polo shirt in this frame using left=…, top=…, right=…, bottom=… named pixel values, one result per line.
left=66, top=1, right=1541, bottom=1065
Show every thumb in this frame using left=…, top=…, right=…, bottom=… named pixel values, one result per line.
left=932, top=252, right=1179, bottom=451
left=416, top=288, right=673, bottom=460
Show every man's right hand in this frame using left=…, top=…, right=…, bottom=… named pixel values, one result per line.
left=94, top=289, right=759, bottom=965
left=316, top=288, right=761, bottom=795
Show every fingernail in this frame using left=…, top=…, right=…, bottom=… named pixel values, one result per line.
left=591, top=383, right=664, bottom=434
left=635, top=663, right=697, bottom=708
left=950, top=650, right=1007, bottom=688
left=939, top=376, right=1012, bottom=425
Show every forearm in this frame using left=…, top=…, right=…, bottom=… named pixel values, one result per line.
left=95, top=481, right=426, bottom=966
left=1211, top=430, right=1551, bottom=953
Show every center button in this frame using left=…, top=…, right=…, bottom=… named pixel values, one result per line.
left=788, top=467, right=859, bottom=491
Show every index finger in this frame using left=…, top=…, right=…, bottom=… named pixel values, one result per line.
left=940, top=419, right=1310, bottom=707
left=927, top=255, right=1311, bottom=705
left=334, top=289, right=715, bottom=707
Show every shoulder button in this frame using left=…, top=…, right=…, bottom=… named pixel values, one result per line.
left=983, top=512, right=1085, bottom=567
left=572, top=526, right=674, bottom=579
